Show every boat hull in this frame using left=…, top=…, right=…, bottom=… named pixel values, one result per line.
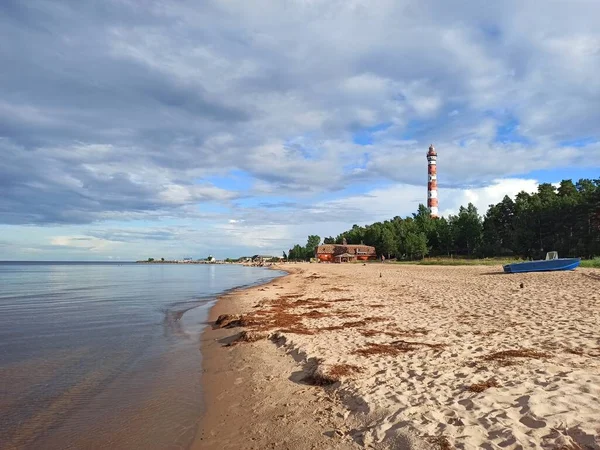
left=503, top=258, right=581, bottom=274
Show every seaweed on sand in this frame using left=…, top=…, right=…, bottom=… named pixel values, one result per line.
left=467, top=377, right=499, bottom=393
left=483, top=349, right=549, bottom=365
left=303, top=363, right=363, bottom=385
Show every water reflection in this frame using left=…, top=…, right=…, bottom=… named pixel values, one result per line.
left=0, top=263, right=283, bottom=450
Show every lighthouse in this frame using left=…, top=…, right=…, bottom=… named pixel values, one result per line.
left=427, top=144, right=438, bottom=217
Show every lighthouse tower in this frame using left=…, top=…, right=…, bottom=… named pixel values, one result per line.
left=427, top=144, right=438, bottom=217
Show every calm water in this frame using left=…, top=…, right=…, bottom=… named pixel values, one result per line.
left=0, top=262, right=283, bottom=450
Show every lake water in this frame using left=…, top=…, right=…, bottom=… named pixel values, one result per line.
left=0, top=262, right=283, bottom=450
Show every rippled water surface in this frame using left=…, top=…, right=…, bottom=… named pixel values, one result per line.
left=0, top=262, right=282, bottom=450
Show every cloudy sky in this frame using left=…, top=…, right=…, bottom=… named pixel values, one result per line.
left=1, top=0, right=599, bottom=260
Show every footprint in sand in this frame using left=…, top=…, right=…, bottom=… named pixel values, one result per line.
left=519, top=415, right=546, bottom=429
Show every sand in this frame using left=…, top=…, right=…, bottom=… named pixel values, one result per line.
left=197, top=263, right=600, bottom=450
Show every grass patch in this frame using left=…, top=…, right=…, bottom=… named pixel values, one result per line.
left=393, top=256, right=600, bottom=268
left=394, top=257, right=520, bottom=267
left=580, top=257, right=600, bottom=268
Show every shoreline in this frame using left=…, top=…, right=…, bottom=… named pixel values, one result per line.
left=194, top=264, right=360, bottom=450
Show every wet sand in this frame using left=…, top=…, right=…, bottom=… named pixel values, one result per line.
left=196, top=267, right=358, bottom=450
left=196, top=263, right=600, bottom=449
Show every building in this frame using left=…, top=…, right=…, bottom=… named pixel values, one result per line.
left=427, top=144, right=439, bottom=218
left=315, top=244, right=377, bottom=263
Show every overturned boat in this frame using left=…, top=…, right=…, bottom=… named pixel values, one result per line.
left=503, top=251, right=581, bottom=274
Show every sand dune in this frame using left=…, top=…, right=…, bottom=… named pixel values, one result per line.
left=204, top=263, right=600, bottom=449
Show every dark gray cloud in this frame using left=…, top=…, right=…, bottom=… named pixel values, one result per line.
left=0, top=140, right=240, bottom=224
left=1, top=0, right=599, bottom=227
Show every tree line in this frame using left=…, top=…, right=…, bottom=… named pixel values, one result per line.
left=286, top=235, right=321, bottom=261
left=287, top=179, right=600, bottom=261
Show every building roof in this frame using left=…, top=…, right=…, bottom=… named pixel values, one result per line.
left=334, top=253, right=356, bottom=258
left=316, top=244, right=376, bottom=256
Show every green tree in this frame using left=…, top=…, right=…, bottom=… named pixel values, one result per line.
left=288, top=244, right=304, bottom=261
left=380, top=225, right=397, bottom=259
left=404, top=231, right=428, bottom=259
left=285, top=179, right=600, bottom=262
left=306, top=235, right=321, bottom=250
left=558, top=180, right=578, bottom=198
left=363, top=222, right=383, bottom=255
left=452, top=203, right=483, bottom=256
left=336, top=225, right=365, bottom=245
left=304, top=235, right=321, bottom=259
left=482, top=195, right=515, bottom=256
left=433, top=217, right=453, bottom=256
left=147, top=258, right=154, bottom=262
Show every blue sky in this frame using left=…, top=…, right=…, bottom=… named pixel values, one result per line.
left=0, top=0, right=599, bottom=260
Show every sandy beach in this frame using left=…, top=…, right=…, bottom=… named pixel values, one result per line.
left=196, top=263, right=600, bottom=450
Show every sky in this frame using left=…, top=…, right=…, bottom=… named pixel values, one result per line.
left=1, top=0, right=599, bottom=260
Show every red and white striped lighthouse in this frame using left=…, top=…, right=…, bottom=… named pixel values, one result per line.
left=427, top=144, right=438, bottom=217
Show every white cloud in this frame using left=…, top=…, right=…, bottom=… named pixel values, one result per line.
left=439, top=178, right=539, bottom=217
left=313, top=178, right=540, bottom=223
left=50, top=236, right=116, bottom=252
left=2, top=0, right=600, bottom=258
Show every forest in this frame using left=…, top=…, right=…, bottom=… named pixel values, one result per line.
left=287, top=179, right=600, bottom=261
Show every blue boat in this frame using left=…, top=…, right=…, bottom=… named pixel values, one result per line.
left=503, top=251, right=581, bottom=273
